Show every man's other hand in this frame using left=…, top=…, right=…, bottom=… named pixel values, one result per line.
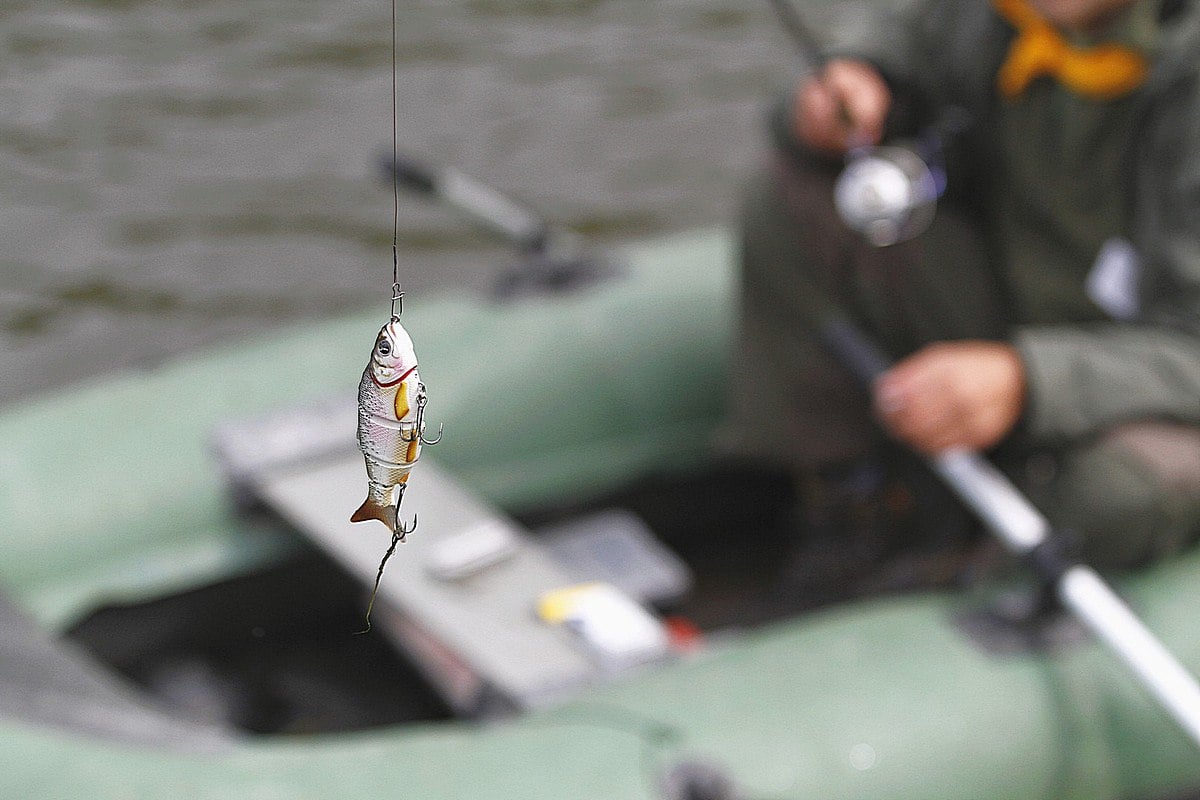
left=792, top=59, right=892, bottom=154
left=873, top=341, right=1026, bottom=454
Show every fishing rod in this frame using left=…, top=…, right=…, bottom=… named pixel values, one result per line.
left=765, top=0, right=943, bottom=246
left=766, top=0, right=826, bottom=79
left=819, top=314, right=1200, bottom=750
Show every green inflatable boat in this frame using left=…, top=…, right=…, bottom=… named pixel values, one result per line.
left=2, top=229, right=1199, bottom=799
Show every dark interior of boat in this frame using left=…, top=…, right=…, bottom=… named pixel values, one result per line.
left=64, top=466, right=793, bottom=734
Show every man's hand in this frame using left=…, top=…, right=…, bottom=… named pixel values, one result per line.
left=873, top=341, right=1026, bottom=454
left=792, top=59, right=892, bottom=154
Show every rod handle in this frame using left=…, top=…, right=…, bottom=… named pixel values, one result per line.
left=818, top=316, right=892, bottom=384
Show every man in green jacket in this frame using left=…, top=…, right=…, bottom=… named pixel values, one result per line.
left=729, top=0, right=1200, bottom=571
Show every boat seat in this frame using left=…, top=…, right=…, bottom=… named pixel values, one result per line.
left=0, top=589, right=230, bottom=750
left=212, top=401, right=676, bottom=717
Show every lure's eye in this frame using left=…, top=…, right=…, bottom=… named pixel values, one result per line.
left=377, top=340, right=391, bottom=356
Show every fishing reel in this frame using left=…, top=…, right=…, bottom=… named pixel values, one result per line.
left=833, top=142, right=941, bottom=247
left=832, top=107, right=968, bottom=247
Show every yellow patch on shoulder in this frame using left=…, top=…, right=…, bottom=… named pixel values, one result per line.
left=394, top=381, right=410, bottom=420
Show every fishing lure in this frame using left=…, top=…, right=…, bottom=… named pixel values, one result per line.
left=350, top=308, right=441, bottom=630
left=350, top=316, right=437, bottom=536
left=349, top=0, right=441, bottom=629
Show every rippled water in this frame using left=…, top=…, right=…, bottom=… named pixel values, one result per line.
left=1, top=0, right=802, bottom=405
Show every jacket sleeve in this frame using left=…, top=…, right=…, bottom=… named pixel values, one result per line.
left=1013, top=89, right=1200, bottom=443
left=1014, top=324, right=1200, bottom=442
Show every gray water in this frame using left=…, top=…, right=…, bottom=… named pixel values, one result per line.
left=0, top=0, right=799, bottom=406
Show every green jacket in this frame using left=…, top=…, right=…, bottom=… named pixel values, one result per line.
left=816, top=0, right=1200, bottom=444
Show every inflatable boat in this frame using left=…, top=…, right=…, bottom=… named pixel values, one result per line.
left=2, top=229, right=1199, bottom=799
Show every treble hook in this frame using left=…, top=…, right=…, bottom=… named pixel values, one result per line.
left=396, top=508, right=417, bottom=539
left=393, top=482, right=416, bottom=540
left=415, top=386, right=444, bottom=445
left=421, top=425, right=444, bottom=446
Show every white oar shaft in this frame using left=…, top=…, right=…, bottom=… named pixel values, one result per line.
left=1059, top=566, right=1200, bottom=747
left=930, top=447, right=1200, bottom=750
left=932, top=450, right=1049, bottom=552
left=818, top=300, right=1200, bottom=750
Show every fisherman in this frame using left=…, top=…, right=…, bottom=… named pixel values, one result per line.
left=726, top=0, right=1200, bottom=589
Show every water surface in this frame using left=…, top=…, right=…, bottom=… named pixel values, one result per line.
left=1, top=0, right=800, bottom=404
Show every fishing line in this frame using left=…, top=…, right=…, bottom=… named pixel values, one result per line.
left=360, top=0, right=404, bottom=635
left=389, top=0, right=404, bottom=321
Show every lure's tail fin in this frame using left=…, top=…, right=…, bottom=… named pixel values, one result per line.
left=351, top=498, right=396, bottom=531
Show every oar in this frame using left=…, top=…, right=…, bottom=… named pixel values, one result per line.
left=819, top=314, right=1200, bottom=750
left=380, top=154, right=609, bottom=297
left=380, top=154, right=583, bottom=257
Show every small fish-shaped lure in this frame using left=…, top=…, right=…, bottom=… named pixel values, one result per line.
left=350, top=318, right=433, bottom=537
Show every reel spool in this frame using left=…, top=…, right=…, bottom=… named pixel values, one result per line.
left=834, top=144, right=939, bottom=247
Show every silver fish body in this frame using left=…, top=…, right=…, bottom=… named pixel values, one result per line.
left=351, top=319, right=426, bottom=532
